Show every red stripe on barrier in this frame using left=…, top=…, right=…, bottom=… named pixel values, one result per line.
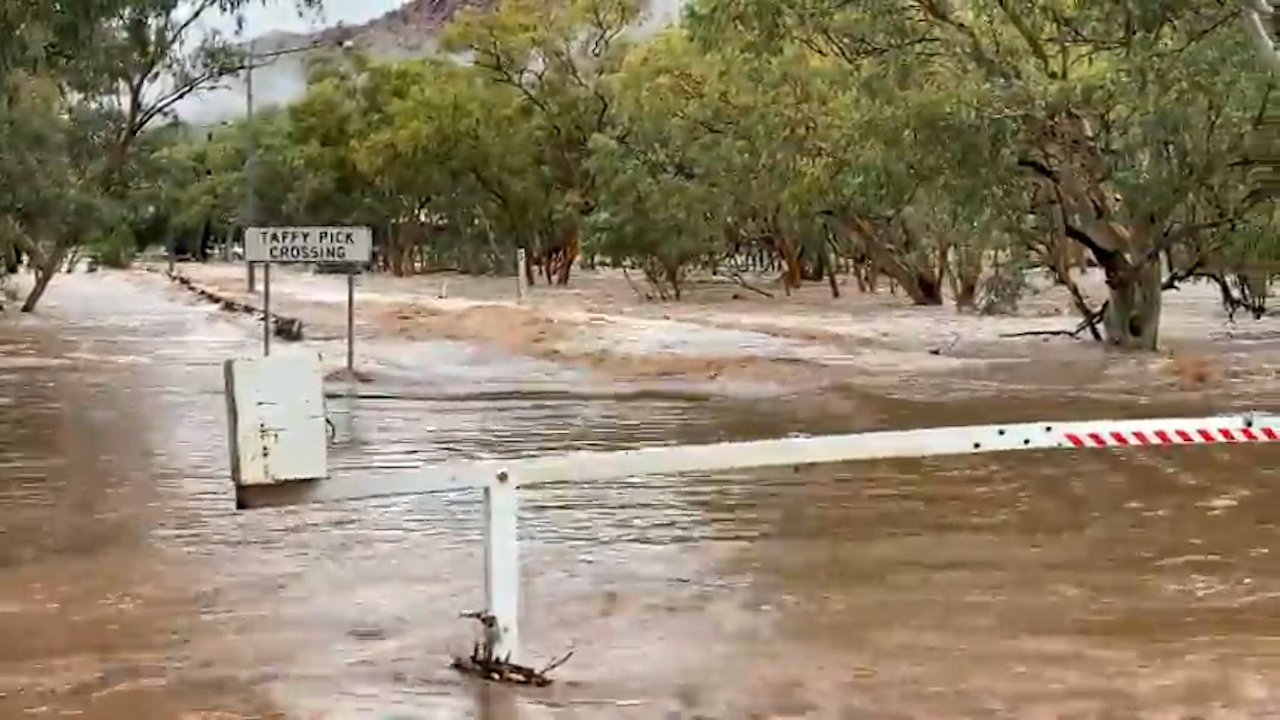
left=1061, top=424, right=1280, bottom=448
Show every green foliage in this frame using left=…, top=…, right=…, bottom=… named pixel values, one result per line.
left=0, top=0, right=322, bottom=310
left=681, top=0, right=1275, bottom=344
left=0, top=73, right=119, bottom=258
left=87, top=225, right=138, bottom=268
left=6, top=0, right=1277, bottom=343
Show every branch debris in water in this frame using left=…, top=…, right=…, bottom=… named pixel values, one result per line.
left=450, top=610, right=572, bottom=687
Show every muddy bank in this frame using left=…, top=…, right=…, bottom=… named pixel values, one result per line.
left=160, top=267, right=306, bottom=342
left=158, top=262, right=1280, bottom=404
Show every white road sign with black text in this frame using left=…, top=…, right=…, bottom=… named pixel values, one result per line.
left=245, top=226, right=372, bottom=263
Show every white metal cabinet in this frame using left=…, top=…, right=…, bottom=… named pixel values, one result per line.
left=224, top=351, right=328, bottom=486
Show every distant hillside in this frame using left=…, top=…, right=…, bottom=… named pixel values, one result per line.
left=174, top=0, right=681, bottom=124
left=176, top=0, right=486, bottom=124
left=255, top=0, right=491, bottom=57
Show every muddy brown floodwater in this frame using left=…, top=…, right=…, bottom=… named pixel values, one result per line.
left=3, top=272, right=1280, bottom=719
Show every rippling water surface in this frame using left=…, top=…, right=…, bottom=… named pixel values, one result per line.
left=2, top=271, right=1280, bottom=718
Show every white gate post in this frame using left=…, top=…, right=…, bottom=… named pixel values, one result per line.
left=484, top=469, right=520, bottom=663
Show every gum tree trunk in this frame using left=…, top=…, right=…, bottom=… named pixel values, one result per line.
left=1102, top=258, right=1162, bottom=351
left=20, top=244, right=69, bottom=313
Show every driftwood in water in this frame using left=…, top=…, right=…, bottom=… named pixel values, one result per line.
left=1000, top=302, right=1107, bottom=340
left=450, top=611, right=571, bottom=687
left=163, top=269, right=305, bottom=342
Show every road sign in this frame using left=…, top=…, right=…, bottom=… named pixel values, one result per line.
left=244, top=225, right=371, bottom=364
left=245, top=226, right=372, bottom=263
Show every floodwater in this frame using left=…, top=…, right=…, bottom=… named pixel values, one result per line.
left=3, top=272, right=1280, bottom=718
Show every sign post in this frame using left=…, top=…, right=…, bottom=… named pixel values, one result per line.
left=262, top=261, right=271, bottom=355
left=346, top=265, right=356, bottom=372
left=245, top=226, right=373, bottom=363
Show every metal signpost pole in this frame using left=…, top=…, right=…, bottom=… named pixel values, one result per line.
left=262, top=261, right=271, bottom=356
left=244, top=39, right=258, bottom=294
left=346, top=264, right=355, bottom=372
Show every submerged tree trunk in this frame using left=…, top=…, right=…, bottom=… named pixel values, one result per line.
left=1018, top=114, right=1167, bottom=351
left=822, top=242, right=840, bottom=299
left=903, top=274, right=945, bottom=305
left=1239, top=270, right=1270, bottom=318
left=947, top=241, right=983, bottom=309
left=954, top=276, right=978, bottom=309
left=838, top=216, right=945, bottom=305
left=1102, top=259, right=1162, bottom=351
left=3, top=242, right=18, bottom=274
left=555, top=229, right=578, bottom=286
left=524, top=244, right=537, bottom=287
left=776, top=235, right=802, bottom=291
left=20, top=244, right=69, bottom=313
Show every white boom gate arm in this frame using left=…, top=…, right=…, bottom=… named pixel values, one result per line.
left=234, top=412, right=1280, bottom=667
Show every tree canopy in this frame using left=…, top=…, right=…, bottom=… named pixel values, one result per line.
left=0, top=0, right=322, bottom=308
left=2, top=0, right=1276, bottom=350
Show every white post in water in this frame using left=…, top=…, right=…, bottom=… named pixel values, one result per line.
left=228, top=409, right=1280, bottom=675
left=515, top=248, right=527, bottom=303
left=484, top=470, right=520, bottom=662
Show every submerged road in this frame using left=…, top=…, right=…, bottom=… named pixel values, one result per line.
left=2, top=270, right=1280, bottom=718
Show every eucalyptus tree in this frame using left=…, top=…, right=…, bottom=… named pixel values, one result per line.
left=585, top=30, right=740, bottom=298
left=686, top=0, right=1273, bottom=348
left=353, top=60, right=556, bottom=275
left=442, top=0, right=642, bottom=285
left=0, top=0, right=319, bottom=311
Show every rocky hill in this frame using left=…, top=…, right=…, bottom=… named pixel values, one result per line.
left=263, top=0, right=681, bottom=60
left=176, top=0, right=679, bottom=124
left=255, top=0, right=490, bottom=58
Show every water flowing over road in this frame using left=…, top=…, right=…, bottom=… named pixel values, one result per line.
left=3, top=271, right=1280, bottom=718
